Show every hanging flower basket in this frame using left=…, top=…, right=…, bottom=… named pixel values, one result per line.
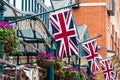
left=36, top=59, right=54, bottom=68
left=0, top=21, right=20, bottom=54
left=35, top=52, right=55, bottom=68
left=54, top=59, right=63, bottom=71
left=63, top=67, right=78, bottom=80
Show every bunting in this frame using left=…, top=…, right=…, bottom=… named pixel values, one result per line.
left=49, top=9, right=78, bottom=59
left=82, top=39, right=100, bottom=72
left=101, top=59, right=116, bottom=80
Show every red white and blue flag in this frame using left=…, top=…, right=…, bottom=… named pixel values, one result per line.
left=82, top=39, right=100, bottom=72
left=49, top=9, right=78, bottom=59
left=101, top=59, right=116, bottom=80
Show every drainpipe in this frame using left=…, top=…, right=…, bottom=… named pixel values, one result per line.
left=0, top=1, right=4, bottom=76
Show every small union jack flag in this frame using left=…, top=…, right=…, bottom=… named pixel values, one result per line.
left=101, top=59, right=116, bottom=80
left=49, top=9, right=78, bottom=59
left=82, top=39, right=100, bottom=72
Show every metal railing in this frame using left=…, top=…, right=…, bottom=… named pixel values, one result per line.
left=4, top=0, right=49, bottom=27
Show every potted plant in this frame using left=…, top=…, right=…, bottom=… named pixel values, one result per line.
left=93, top=77, right=99, bottom=80
left=86, top=78, right=99, bottom=80
left=63, top=67, right=78, bottom=79
left=54, top=58, right=64, bottom=70
left=53, top=58, right=64, bottom=79
left=35, top=52, right=54, bottom=68
left=0, top=21, right=20, bottom=56
left=77, top=72, right=86, bottom=80
left=86, top=74, right=99, bottom=80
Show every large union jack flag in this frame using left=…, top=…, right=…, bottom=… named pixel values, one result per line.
left=101, top=59, right=116, bottom=80
left=49, top=9, right=78, bottom=59
left=82, top=39, right=100, bottom=72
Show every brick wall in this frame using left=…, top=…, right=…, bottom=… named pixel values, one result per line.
left=73, top=2, right=110, bottom=80
left=73, top=6, right=109, bottom=55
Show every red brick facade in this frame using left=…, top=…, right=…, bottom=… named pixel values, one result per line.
left=73, top=0, right=117, bottom=79
left=73, top=2, right=109, bottom=57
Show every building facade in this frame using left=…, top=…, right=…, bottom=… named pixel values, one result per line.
left=73, top=0, right=120, bottom=79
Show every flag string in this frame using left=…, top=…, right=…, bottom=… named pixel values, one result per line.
left=99, top=55, right=114, bottom=61
left=77, top=34, right=102, bottom=44
left=94, top=68, right=120, bottom=75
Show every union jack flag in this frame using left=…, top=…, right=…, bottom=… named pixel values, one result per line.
left=82, top=39, right=100, bottom=72
left=101, top=59, right=116, bottom=80
left=49, top=9, right=78, bottom=59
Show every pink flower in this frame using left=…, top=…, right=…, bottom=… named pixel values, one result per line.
left=63, top=67, right=79, bottom=72
left=45, top=53, right=53, bottom=58
left=35, top=52, right=46, bottom=58
left=72, top=67, right=79, bottom=72
left=87, top=74, right=96, bottom=78
left=0, top=21, right=14, bottom=29
left=80, top=68, right=87, bottom=77
left=35, top=52, right=53, bottom=60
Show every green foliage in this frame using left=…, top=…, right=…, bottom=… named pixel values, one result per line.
left=93, top=77, right=100, bottom=80
left=0, top=28, right=20, bottom=54
left=64, top=70, right=73, bottom=75
left=82, top=76, right=100, bottom=80
left=54, top=60, right=64, bottom=68
left=86, top=78, right=91, bottom=80
left=77, top=72, right=86, bottom=80
left=77, top=72, right=100, bottom=80
left=63, top=68, right=78, bottom=77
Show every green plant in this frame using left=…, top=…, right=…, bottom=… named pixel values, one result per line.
left=35, top=52, right=53, bottom=61
left=62, top=67, right=78, bottom=80
left=77, top=72, right=86, bottom=80
left=35, top=52, right=55, bottom=68
left=63, top=67, right=78, bottom=76
left=86, top=77, right=99, bottom=80
left=93, top=77, right=99, bottom=80
left=0, top=21, right=20, bottom=54
left=86, top=78, right=91, bottom=80
left=54, top=60, right=64, bottom=68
